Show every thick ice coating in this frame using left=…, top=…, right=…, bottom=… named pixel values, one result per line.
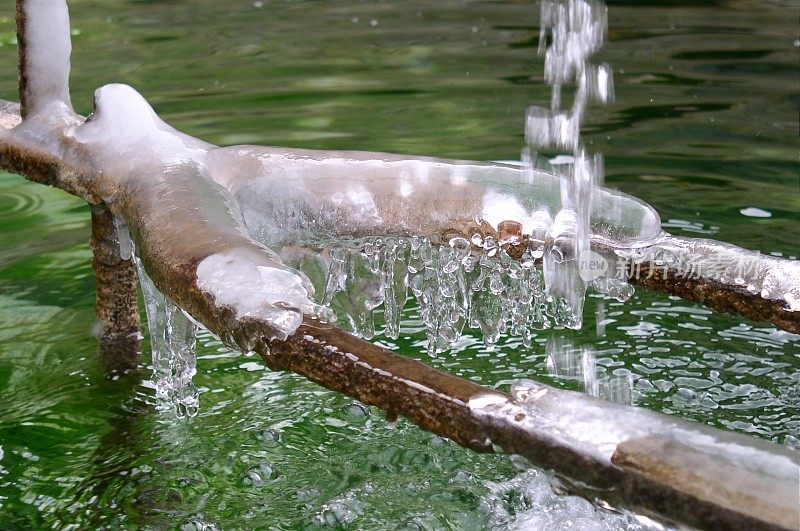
left=54, top=81, right=661, bottom=342
left=468, top=381, right=800, bottom=530
left=18, top=0, right=73, bottom=118
left=206, top=147, right=661, bottom=251
left=67, top=84, right=323, bottom=340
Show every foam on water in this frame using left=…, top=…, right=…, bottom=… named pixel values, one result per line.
left=480, top=468, right=661, bottom=530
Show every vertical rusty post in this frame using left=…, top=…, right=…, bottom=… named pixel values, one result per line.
left=15, top=0, right=30, bottom=118
left=91, top=205, right=142, bottom=371
left=16, top=0, right=141, bottom=367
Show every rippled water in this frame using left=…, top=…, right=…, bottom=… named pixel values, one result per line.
left=0, top=0, right=798, bottom=528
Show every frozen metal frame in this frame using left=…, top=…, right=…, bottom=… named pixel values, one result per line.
left=0, top=1, right=797, bottom=529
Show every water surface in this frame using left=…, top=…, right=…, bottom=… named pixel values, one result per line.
left=0, top=0, right=797, bottom=528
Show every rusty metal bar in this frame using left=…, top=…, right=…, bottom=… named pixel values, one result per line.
left=263, top=318, right=799, bottom=531
left=90, top=204, right=142, bottom=371
left=629, top=259, right=799, bottom=333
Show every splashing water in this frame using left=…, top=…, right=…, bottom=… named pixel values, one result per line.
left=480, top=468, right=659, bottom=530
left=112, top=212, right=199, bottom=418
left=545, top=337, right=634, bottom=404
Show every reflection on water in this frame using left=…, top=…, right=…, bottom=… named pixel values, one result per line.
left=0, top=0, right=798, bottom=528
left=545, top=337, right=635, bottom=404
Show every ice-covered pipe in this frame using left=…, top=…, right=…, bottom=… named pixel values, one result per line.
left=468, top=380, right=800, bottom=530
left=206, top=145, right=661, bottom=252
left=2, top=0, right=797, bottom=340
left=16, top=0, right=73, bottom=119
left=12, top=77, right=656, bottom=341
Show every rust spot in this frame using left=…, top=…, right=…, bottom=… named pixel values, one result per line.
left=498, top=220, right=523, bottom=243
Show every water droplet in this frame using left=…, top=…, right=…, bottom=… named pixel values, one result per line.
left=255, top=428, right=281, bottom=447
left=343, top=403, right=369, bottom=418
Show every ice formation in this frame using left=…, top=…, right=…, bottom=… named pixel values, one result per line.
left=277, top=235, right=635, bottom=353
left=6, top=0, right=664, bottom=361
left=64, top=82, right=655, bottom=356
left=202, top=0, right=646, bottom=350
left=4, top=2, right=800, bottom=524
left=544, top=337, right=634, bottom=404
left=136, top=257, right=200, bottom=418
left=624, top=234, right=800, bottom=312
left=207, top=148, right=659, bottom=252
left=8, top=0, right=797, bottom=418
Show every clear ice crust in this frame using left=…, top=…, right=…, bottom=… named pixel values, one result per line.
left=6, top=0, right=797, bottom=420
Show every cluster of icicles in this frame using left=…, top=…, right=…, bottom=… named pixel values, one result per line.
left=292, top=0, right=626, bottom=352
left=296, top=234, right=634, bottom=354
left=135, top=256, right=200, bottom=417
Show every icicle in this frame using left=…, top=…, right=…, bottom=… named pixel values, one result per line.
left=135, top=257, right=199, bottom=418
left=306, top=237, right=560, bottom=353
left=381, top=238, right=409, bottom=339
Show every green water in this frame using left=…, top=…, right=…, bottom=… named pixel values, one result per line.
left=0, top=0, right=798, bottom=528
